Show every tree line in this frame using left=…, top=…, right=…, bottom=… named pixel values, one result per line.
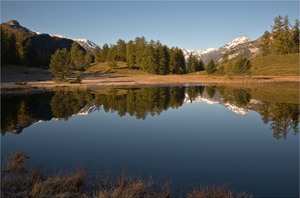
left=260, top=15, right=299, bottom=55
left=93, top=37, right=187, bottom=75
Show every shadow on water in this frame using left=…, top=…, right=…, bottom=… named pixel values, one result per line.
left=1, top=85, right=299, bottom=140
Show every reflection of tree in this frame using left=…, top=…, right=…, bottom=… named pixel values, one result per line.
left=94, top=87, right=186, bottom=119
left=51, top=90, right=93, bottom=120
left=17, top=101, right=32, bottom=126
left=1, top=92, right=53, bottom=135
left=186, top=86, right=205, bottom=102
left=205, top=86, right=216, bottom=99
left=218, top=87, right=251, bottom=107
left=259, top=102, right=299, bottom=140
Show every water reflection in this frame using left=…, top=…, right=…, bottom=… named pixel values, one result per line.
left=1, top=86, right=299, bottom=139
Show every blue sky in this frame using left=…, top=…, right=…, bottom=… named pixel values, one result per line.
left=1, top=1, right=299, bottom=50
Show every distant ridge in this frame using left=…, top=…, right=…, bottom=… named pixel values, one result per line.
left=183, top=35, right=260, bottom=64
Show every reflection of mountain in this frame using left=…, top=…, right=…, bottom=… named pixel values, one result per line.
left=1, top=86, right=299, bottom=140
left=184, top=92, right=257, bottom=116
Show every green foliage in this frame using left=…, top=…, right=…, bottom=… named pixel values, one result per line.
left=84, top=51, right=92, bottom=68
left=169, top=47, right=186, bottom=74
left=70, top=42, right=85, bottom=70
left=187, top=54, right=204, bottom=73
left=206, top=59, right=217, bottom=74
left=227, top=56, right=252, bottom=75
left=69, top=73, right=82, bottom=84
left=100, top=44, right=110, bottom=62
left=126, top=40, right=136, bottom=68
left=1, top=27, right=21, bottom=65
left=263, top=15, right=299, bottom=55
left=115, top=39, right=127, bottom=61
left=260, top=31, right=271, bottom=56
left=291, top=19, right=299, bottom=53
left=49, top=48, right=71, bottom=81
left=93, top=46, right=101, bottom=63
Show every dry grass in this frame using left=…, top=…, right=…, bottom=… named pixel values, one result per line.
left=4, top=150, right=29, bottom=173
left=187, top=184, right=252, bottom=198
left=96, top=171, right=171, bottom=198
left=1, top=151, right=253, bottom=198
left=30, top=168, right=86, bottom=198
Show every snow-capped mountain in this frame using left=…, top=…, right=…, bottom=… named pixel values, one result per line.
left=183, top=35, right=260, bottom=64
left=50, top=34, right=98, bottom=51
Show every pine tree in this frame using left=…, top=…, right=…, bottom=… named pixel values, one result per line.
left=270, top=15, right=285, bottom=54
left=49, top=48, right=71, bottom=81
left=115, top=39, right=127, bottom=61
left=291, top=19, right=300, bottom=53
left=283, top=15, right=292, bottom=54
left=260, top=31, right=271, bottom=56
left=144, top=40, right=157, bottom=74
left=100, top=44, right=109, bottom=62
left=126, top=40, right=136, bottom=68
left=206, top=59, right=216, bottom=74
left=156, top=42, right=169, bottom=75
left=169, top=47, right=186, bottom=74
left=106, top=47, right=117, bottom=68
left=23, top=39, right=37, bottom=66
left=1, top=27, right=9, bottom=64
left=94, top=46, right=101, bottom=63
left=84, top=51, right=92, bottom=68
left=197, top=59, right=205, bottom=71
left=70, top=42, right=84, bottom=70
left=134, top=36, right=147, bottom=69
left=187, top=54, right=197, bottom=73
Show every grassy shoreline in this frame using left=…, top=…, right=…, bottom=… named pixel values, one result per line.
left=1, top=151, right=253, bottom=198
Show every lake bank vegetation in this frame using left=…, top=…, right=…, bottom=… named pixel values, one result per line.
left=1, top=151, right=253, bottom=198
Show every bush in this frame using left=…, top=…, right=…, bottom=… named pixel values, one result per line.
left=227, top=56, right=252, bottom=75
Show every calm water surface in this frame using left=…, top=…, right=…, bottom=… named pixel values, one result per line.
left=1, top=85, right=299, bottom=197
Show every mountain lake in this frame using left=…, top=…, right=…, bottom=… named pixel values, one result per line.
left=1, top=84, right=299, bottom=197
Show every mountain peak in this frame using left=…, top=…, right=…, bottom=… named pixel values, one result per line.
left=224, top=35, right=250, bottom=49
left=5, top=20, right=21, bottom=28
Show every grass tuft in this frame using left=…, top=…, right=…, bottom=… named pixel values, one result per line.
left=1, top=151, right=253, bottom=198
left=187, top=184, right=253, bottom=198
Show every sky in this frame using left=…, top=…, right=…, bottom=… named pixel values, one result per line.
left=1, top=1, right=299, bottom=50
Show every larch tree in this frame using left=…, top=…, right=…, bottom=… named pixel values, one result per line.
left=206, top=59, right=217, bottom=74
left=49, top=48, right=71, bottom=81
left=126, top=40, right=136, bottom=68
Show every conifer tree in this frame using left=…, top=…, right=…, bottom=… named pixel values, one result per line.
left=84, top=51, right=92, bottom=68
left=70, top=42, right=84, bottom=70
left=283, top=15, right=292, bottom=54
left=291, top=19, right=300, bottom=53
left=144, top=40, right=157, bottom=73
left=126, top=40, right=136, bottom=68
left=270, top=15, right=285, bottom=54
left=206, top=59, right=216, bottom=74
left=134, top=36, right=147, bottom=69
left=94, top=46, right=101, bottom=63
left=260, top=31, right=271, bottom=56
left=23, top=39, right=37, bottom=66
left=100, top=44, right=110, bottom=62
left=187, top=54, right=197, bottom=73
left=49, top=48, right=71, bottom=81
left=115, top=39, right=127, bottom=61
left=156, top=42, right=169, bottom=75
